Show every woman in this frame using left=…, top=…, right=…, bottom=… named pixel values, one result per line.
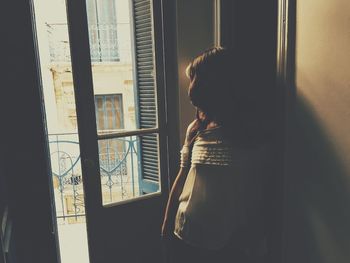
left=161, top=47, right=272, bottom=263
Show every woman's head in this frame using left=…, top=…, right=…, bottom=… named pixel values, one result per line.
left=186, top=47, right=272, bottom=144
left=186, top=47, right=236, bottom=125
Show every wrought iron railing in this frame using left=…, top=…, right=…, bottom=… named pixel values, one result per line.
left=48, top=133, right=139, bottom=222
left=46, top=23, right=119, bottom=63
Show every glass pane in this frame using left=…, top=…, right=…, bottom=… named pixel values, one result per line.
left=106, top=99, right=113, bottom=129
left=113, top=95, right=123, bottom=128
left=95, top=97, right=105, bottom=130
left=85, top=0, right=158, bottom=132
left=99, top=134, right=160, bottom=206
left=32, top=0, right=90, bottom=262
left=85, top=0, right=160, bottom=205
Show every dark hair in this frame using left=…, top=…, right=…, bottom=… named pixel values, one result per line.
left=186, top=47, right=232, bottom=122
left=186, top=46, right=271, bottom=145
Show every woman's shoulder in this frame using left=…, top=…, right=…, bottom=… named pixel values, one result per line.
left=196, top=125, right=224, bottom=139
left=193, top=127, right=228, bottom=148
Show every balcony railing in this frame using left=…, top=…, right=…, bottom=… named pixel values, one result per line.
left=48, top=133, right=139, bottom=223
left=47, top=23, right=119, bottom=63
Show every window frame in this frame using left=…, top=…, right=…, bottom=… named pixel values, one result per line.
left=65, top=0, right=175, bottom=210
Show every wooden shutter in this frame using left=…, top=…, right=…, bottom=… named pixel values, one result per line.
left=132, top=0, right=159, bottom=193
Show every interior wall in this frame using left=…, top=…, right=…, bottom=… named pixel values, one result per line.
left=220, top=1, right=280, bottom=262
left=284, top=0, right=350, bottom=262
left=176, top=0, right=216, bottom=143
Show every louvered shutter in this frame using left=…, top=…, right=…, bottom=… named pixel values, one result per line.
left=132, top=0, right=159, bottom=193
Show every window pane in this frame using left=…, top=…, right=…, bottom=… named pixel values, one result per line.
left=113, top=95, right=123, bottom=128
left=85, top=0, right=157, bottom=132
left=105, top=98, right=114, bottom=129
left=86, top=0, right=160, bottom=205
left=99, top=134, right=160, bottom=206
left=95, top=97, right=104, bottom=130
left=32, top=0, right=90, bottom=261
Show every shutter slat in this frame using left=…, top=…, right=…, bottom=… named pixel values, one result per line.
left=143, top=168, right=158, bottom=175
left=137, top=56, right=153, bottom=62
left=143, top=163, right=159, bottom=169
left=140, top=87, right=154, bottom=92
left=140, top=122, right=156, bottom=127
left=141, top=142, right=158, bottom=148
left=136, top=22, right=152, bottom=31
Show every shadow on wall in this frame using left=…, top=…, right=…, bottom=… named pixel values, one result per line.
left=285, top=93, right=350, bottom=263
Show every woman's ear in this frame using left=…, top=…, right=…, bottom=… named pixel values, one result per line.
left=197, top=110, right=206, bottom=122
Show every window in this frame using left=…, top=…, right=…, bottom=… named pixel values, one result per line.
left=38, top=0, right=163, bottom=207
left=94, top=94, right=124, bottom=132
left=84, top=0, right=162, bottom=205
left=86, top=0, right=119, bottom=62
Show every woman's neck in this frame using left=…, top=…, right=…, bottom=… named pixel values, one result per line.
left=206, top=121, right=219, bottom=129
left=196, top=109, right=219, bottom=130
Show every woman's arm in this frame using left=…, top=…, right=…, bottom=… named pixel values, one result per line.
left=161, top=119, right=201, bottom=238
left=161, top=166, right=189, bottom=238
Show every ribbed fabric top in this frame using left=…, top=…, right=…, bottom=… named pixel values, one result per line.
left=191, top=126, right=233, bottom=166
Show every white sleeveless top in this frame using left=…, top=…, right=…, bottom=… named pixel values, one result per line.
left=174, top=127, right=270, bottom=250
